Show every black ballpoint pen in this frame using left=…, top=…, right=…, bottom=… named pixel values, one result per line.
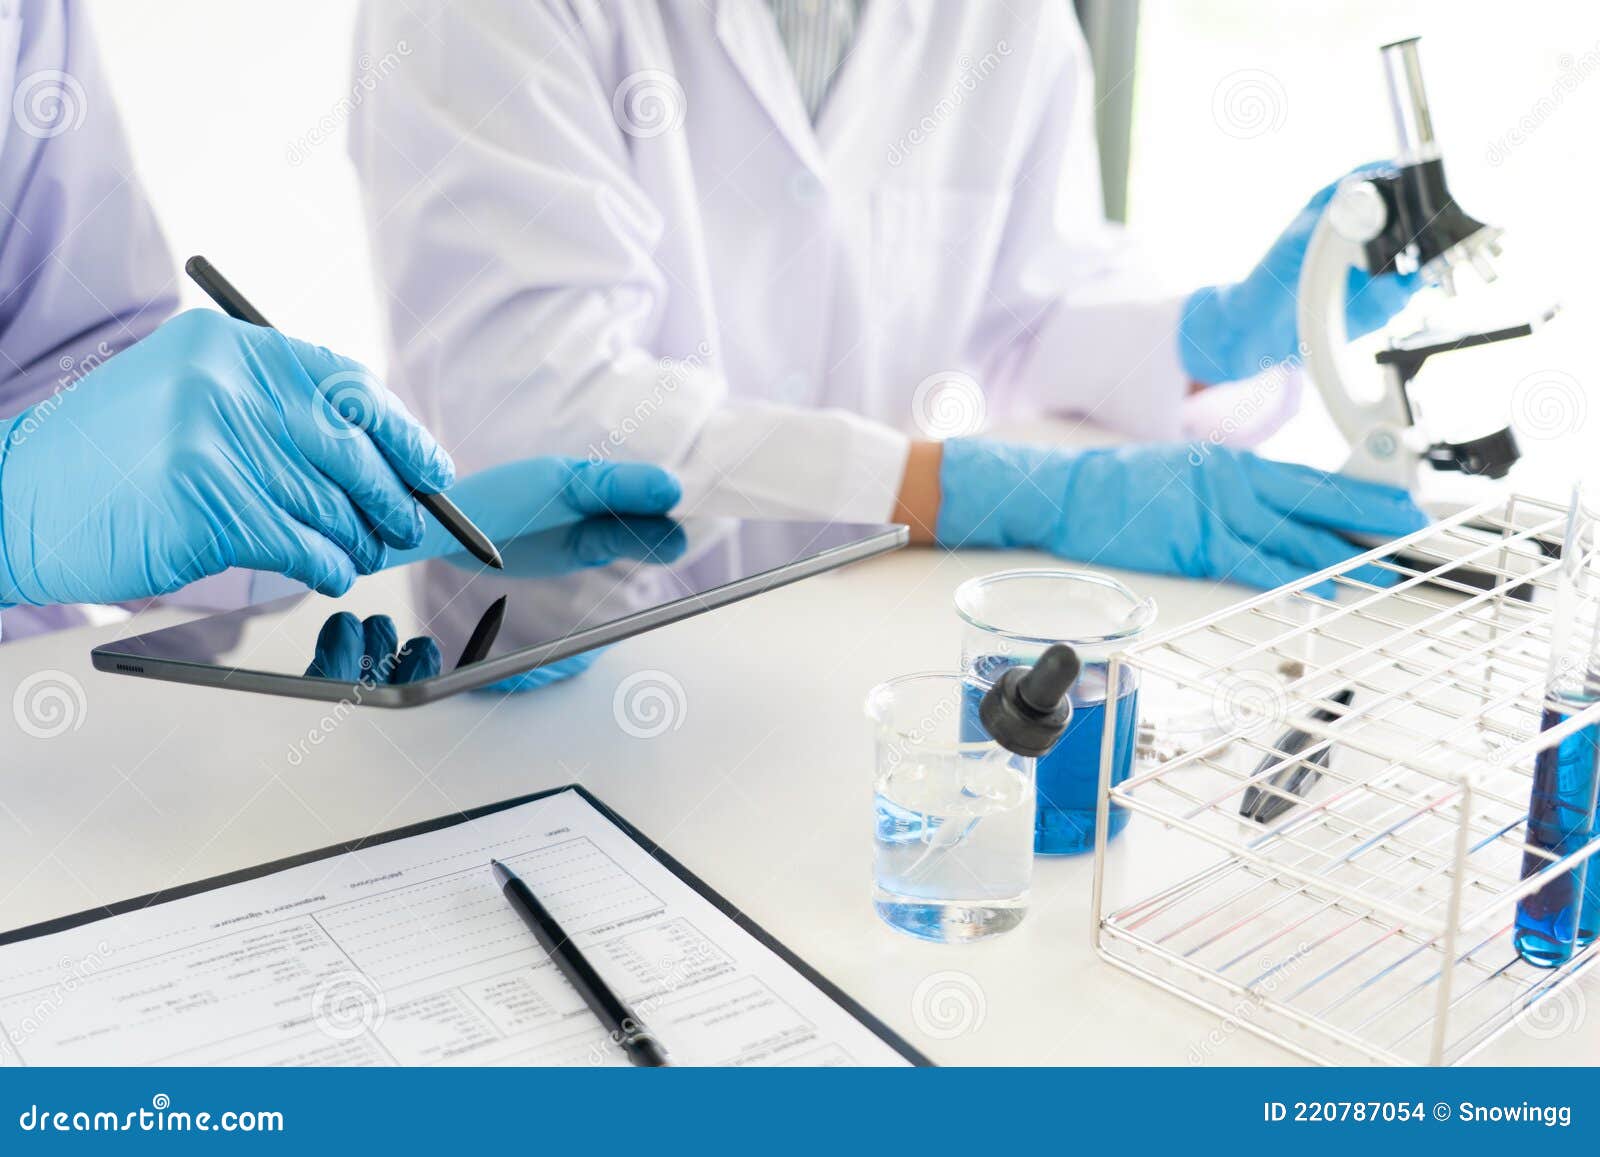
left=184, top=255, right=504, bottom=570
left=490, top=858, right=670, bottom=1067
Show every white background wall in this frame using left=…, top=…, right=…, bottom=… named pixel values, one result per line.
left=86, top=0, right=1598, bottom=496
left=89, top=0, right=379, bottom=362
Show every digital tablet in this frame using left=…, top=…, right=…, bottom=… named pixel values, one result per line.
left=92, top=517, right=906, bottom=707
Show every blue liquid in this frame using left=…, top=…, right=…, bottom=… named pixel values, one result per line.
left=964, top=655, right=1140, bottom=855
left=1514, top=705, right=1600, bottom=968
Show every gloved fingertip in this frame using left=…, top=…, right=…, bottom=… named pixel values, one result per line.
left=427, top=446, right=457, bottom=493
left=384, top=501, right=427, bottom=550
left=358, top=541, right=389, bottom=576
left=312, top=557, right=356, bottom=597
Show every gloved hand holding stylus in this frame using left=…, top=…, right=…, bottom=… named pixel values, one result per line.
left=936, top=440, right=1427, bottom=597
left=0, top=309, right=454, bottom=608
left=389, top=455, right=684, bottom=565
left=1179, top=165, right=1422, bottom=385
left=384, top=455, right=685, bottom=693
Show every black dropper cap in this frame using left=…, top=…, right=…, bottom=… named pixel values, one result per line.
left=978, top=644, right=1082, bottom=757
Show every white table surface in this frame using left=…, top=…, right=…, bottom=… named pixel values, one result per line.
left=4, top=524, right=1597, bottom=1067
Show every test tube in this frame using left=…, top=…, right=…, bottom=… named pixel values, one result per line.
left=1514, top=481, right=1600, bottom=967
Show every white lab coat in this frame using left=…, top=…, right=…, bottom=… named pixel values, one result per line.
left=350, top=0, right=1218, bottom=523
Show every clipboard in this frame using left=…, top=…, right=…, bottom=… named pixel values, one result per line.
left=0, top=784, right=930, bottom=1067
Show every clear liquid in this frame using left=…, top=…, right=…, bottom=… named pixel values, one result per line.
left=1514, top=705, right=1600, bottom=968
left=873, top=749, right=1033, bottom=942
left=964, top=656, right=1140, bottom=855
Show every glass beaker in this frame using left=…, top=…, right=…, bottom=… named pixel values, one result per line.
left=866, top=672, right=1036, bottom=942
left=955, top=569, right=1157, bottom=855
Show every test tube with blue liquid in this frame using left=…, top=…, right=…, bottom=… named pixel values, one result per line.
left=1514, top=481, right=1600, bottom=968
left=955, top=570, right=1156, bottom=854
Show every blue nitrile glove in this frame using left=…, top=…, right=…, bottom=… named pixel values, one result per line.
left=477, top=514, right=689, bottom=694
left=937, top=440, right=1428, bottom=598
left=306, top=612, right=442, bottom=684
left=1179, top=166, right=1423, bottom=385
left=386, top=456, right=684, bottom=693
left=394, top=456, right=683, bottom=564
left=0, top=309, right=454, bottom=607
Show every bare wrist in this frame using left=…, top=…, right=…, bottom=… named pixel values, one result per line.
left=892, top=441, right=944, bottom=545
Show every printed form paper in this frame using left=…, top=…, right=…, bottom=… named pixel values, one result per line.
left=0, top=791, right=911, bottom=1067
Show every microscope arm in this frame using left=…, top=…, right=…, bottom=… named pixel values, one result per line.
left=1296, top=207, right=1420, bottom=490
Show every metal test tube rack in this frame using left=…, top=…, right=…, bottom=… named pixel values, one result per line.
left=1089, top=493, right=1600, bottom=1065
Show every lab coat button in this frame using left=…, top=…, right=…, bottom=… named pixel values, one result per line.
left=788, top=170, right=823, bottom=205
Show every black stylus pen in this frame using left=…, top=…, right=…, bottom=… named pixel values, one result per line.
left=184, top=255, right=504, bottom=570
left=490, top=858, right=670, bottom=1067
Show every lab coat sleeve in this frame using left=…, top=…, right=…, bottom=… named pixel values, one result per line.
left=974, top=7, right=1192, bottom=440
left=0, top=1, right=175, bottom=408
left=0, top=1, right=178, bottom=641
left=347, top=0, right=909, bottom=524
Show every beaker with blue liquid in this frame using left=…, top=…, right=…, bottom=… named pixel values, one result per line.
left=956, top=570, right=1156, bottom=855
left=1515, top=480, right=1600, bottom=968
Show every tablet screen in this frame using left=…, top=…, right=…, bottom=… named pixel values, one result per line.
left=92, top=517, right=905, bottom=705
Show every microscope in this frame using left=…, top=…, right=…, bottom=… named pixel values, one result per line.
left=1295, top=37, right=1557, bottom=510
